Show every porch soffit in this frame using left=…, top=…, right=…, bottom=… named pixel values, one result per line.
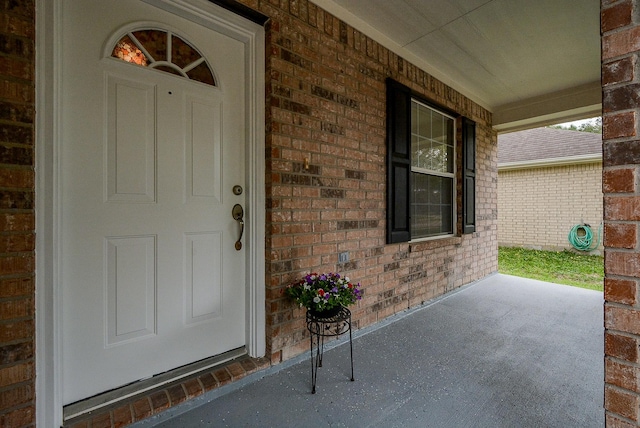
left=314, top=0, right=602, bottom=132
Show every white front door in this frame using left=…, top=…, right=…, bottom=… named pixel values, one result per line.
left=60, top=0, right=249, bottom=404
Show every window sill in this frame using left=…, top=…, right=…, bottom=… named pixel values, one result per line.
left=409, top=236, right=462, bottom=252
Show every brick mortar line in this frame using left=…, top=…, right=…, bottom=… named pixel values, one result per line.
left=605, top=299, right=640, bottom=309
left=605, top=411, right=638, bottom=428
left=0, top=401, right=33, bottom=417
left=604, top=247, right=640, bottom=254
left=606, top=354, right=640, bottom=370
left=0, top=51, right=33, bottom=60
left=0, top=209, right=34, bottom=214
left=0, top=75, right=34, bottom=87
left=0, top=143, right=35, bottom=150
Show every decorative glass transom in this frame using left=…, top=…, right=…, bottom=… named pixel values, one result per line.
left=111, top=29, right=216, bottom=86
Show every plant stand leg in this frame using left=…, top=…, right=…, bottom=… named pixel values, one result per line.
left=318, top=329, right=325, bottom=367
left=349, top=324, right=354, bottom=382
left=310, top=331, right=320, bottom=394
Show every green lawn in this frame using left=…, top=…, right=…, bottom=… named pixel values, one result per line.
left=498, top=247, right=604, bottom=292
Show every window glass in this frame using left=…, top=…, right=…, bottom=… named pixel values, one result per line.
left=411, top=173, right=453, bottom=237
left=112, top=35, right=148, bottom=66
left=186, top=62, right=216, bottom=86
left=110, top=29, right=216, bottom=87
left=410, top=100, right=455, bottom=239
left=171, top=35, right=200, bottom=69
left=132, top=30, right=167, bottom=62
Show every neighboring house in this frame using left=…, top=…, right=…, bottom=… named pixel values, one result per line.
left=498, top=128, right=603, bottom=253
left=2, top=1, right=640, bottom=427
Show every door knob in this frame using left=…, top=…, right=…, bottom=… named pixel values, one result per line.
left=232, top=204, right=244, bottom=250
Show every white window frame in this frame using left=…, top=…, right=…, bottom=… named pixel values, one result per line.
left=409, top=99, right=456, bottom=241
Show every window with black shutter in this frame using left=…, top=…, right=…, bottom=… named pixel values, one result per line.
left=386, top=78, right=476, bottom=243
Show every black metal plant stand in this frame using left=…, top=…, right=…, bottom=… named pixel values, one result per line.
left=305, top=306, right=354, bottom=394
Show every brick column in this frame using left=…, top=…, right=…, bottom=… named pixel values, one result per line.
left=602, top=0, right=640, bottom=426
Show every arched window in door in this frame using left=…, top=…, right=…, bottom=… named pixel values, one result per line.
left=111, top=29, right=216, bottom=86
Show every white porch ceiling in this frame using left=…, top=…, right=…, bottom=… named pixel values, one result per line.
left=315, top=0, right=602, bottom=132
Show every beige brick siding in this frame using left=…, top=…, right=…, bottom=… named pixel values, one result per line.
left=498, top=161, right=603, bottom=252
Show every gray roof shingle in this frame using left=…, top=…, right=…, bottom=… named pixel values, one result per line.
left=498, top=127, right=602, bottom=164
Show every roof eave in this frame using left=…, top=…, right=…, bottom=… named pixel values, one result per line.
left=498, top=153, right=602, bottom=171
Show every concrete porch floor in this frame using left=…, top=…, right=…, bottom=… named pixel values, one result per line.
left=134, top=273, right=604, bottom=427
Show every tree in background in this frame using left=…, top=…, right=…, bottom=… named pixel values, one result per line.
left=548, top=117, right=602, bottom=133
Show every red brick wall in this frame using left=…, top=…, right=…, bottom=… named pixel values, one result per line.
left=239, top=0, right=498, bottom=362
left=0, top=0, right=36, bottom=426
left=602, top=0, right=640, bottom=426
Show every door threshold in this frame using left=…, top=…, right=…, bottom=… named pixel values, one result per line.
left=63, top=347, right=247, bottom=422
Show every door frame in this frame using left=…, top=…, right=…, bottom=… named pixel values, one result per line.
left=35, top=0, right=266, bottom=424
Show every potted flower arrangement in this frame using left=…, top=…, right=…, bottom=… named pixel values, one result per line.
left=286, top=272, right=362, bottom=317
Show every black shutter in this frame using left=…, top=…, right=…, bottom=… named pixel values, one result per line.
left=462, top=117, right=476, bottom=234
left=386, top=79, right=411, bottom=244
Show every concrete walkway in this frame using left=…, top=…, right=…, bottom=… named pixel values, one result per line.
left=134, top=273, right=604, bottom=427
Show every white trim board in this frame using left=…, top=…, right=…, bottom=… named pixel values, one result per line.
left=498, top=154, right=602, bottom=171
